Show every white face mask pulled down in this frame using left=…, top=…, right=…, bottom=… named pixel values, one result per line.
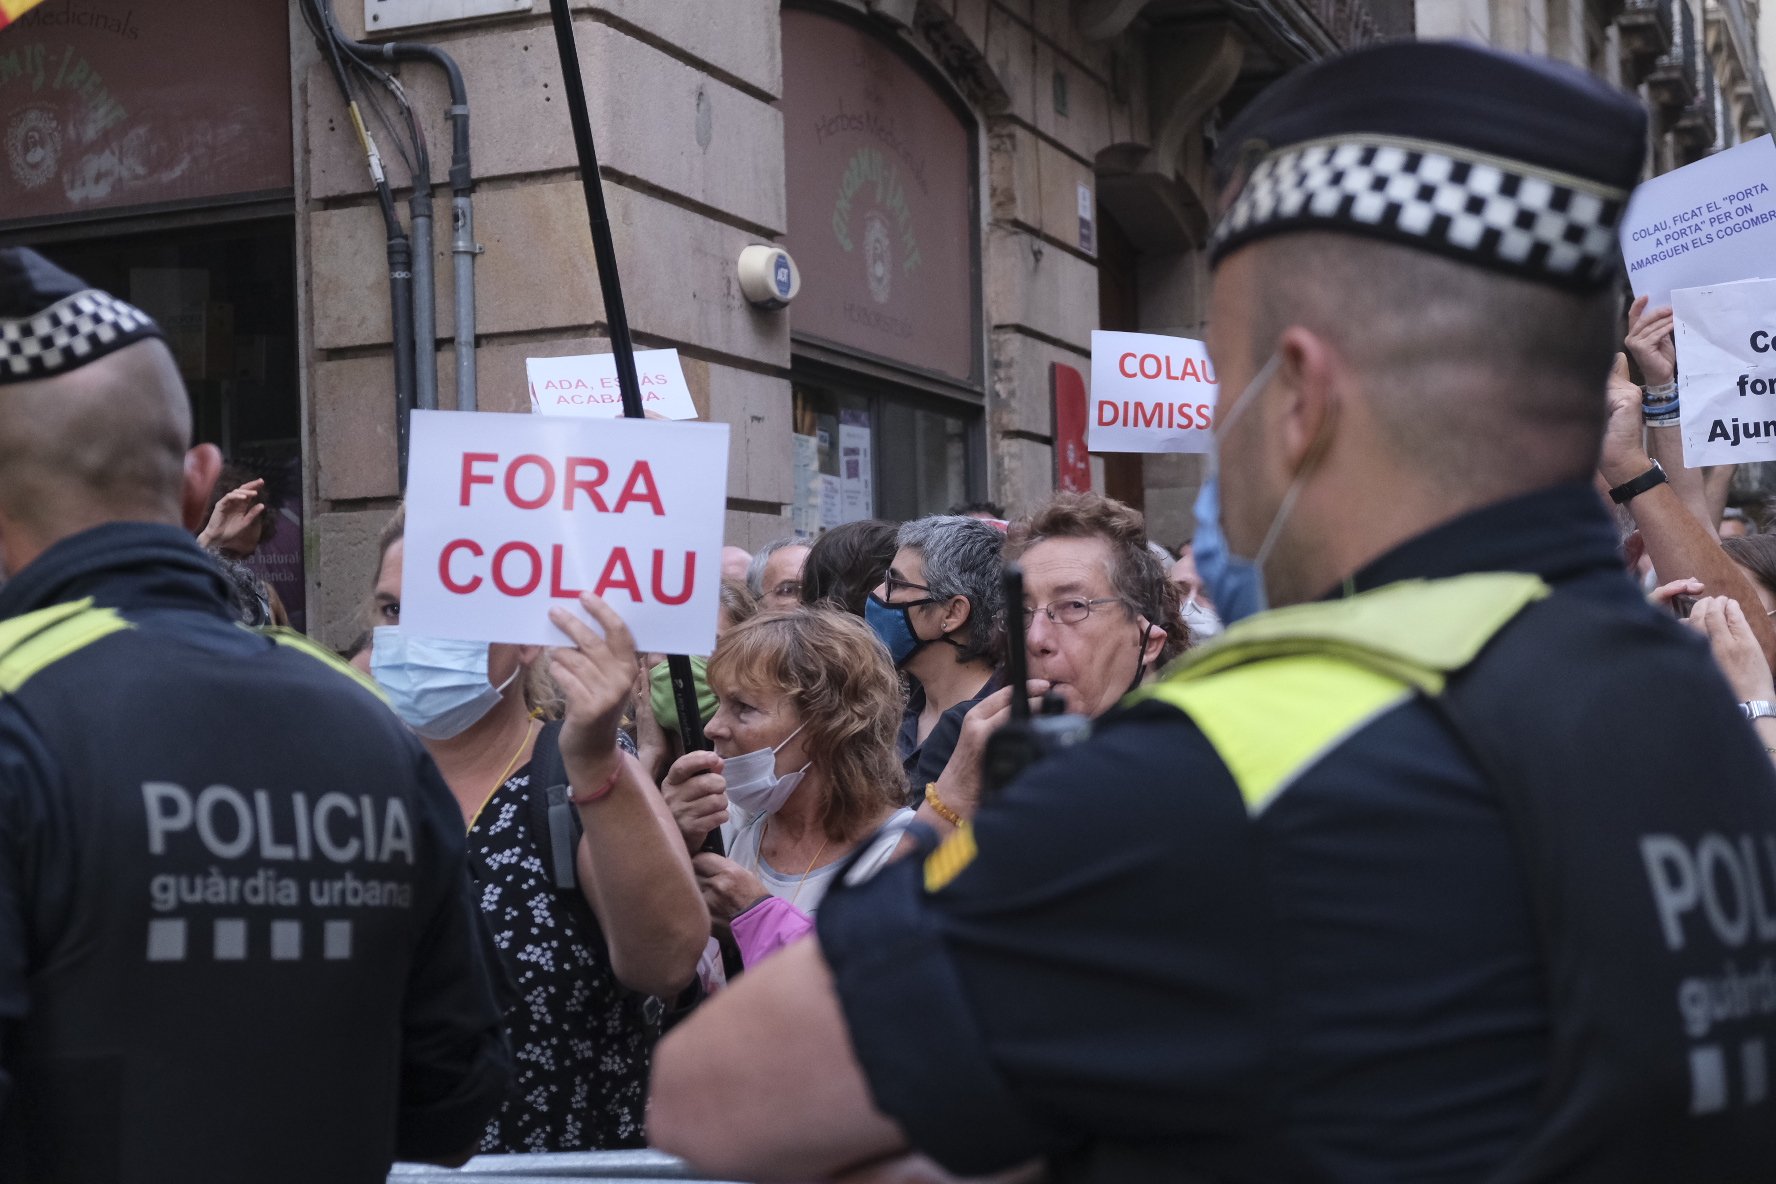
left=721, top=721, right=810, bottom=817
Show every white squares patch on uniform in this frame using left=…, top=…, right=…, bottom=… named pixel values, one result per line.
left=146, top=918, right=187, bottom=962
left=1742, top=1038, right=1768, bottom=1106
left=324, top=920, right=353, bottom=961
left=213, top=918, right=247, bottom=960
left=1691, top=1044, right=1729, bottom=1115
left=270, top=919, right=302, bottom=961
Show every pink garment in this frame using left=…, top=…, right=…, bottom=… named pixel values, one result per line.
left=729, top=895, right=815, bottom=967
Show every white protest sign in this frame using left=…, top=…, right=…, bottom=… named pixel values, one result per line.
left=1672, top=278, right=1776, bottom=465
left=399, top=409, right=730, bottom=654
left=1087, top=330, right=1219, bottom=453
left=1619, top=135, right=1776, bottom=308
left=526, top=348, right=700, bottom=419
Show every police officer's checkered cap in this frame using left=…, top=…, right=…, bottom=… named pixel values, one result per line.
left=1210, top=41, right=1648, bottom=291
left=0, top=248, right=163, bottom=385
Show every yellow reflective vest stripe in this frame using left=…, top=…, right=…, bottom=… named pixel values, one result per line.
left=258, top=625, right=389, bottom=703
left=0, top=599, right=132, bottom=694
left=1135, top=573, right=1551, bottom=815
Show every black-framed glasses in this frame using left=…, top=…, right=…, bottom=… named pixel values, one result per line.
left=881, top=574, right=935, bottom=601
left=1024, top=597, right=1129, bottom=625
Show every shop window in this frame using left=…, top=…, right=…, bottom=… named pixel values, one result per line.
left=792, top=380, right=976, bottom=533
left=39, top=219, right=305, bottom=628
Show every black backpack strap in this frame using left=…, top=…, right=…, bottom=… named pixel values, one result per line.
left=523, top=720, right=583, bottom=892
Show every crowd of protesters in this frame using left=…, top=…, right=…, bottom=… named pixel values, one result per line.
left=78, top=284, right=1776, bottom=1170
left=13, top=35, right=1776, bottom=1184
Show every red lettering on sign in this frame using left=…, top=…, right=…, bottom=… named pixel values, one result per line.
left=1118, top=352, right=1138, bottom=379
left=1096, top=400, right=1118, bottom=426
left=461, top=453, right=497, bottom=506
left=440, top=539, right=484, bottom=593
left=505, top=454, right=556, bottom=510
left=1138, top=354, right=1161, bottom=380
left=549, top=544, right=584, bottom=599
left=614, top=461, right=665, bottom=515
left=492, top=542, right=542, bottom=596
left=652, top=551, right=696, bottom=606
left=565, top=457, right=610, bottom=511
left=595, top=548, right=642, bottom=600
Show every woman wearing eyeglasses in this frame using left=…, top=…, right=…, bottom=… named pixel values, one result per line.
left=865, top=515, right=1008, bottom=800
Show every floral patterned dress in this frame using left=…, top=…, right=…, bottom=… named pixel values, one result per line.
left=467, top=735, right=658, bottom=1153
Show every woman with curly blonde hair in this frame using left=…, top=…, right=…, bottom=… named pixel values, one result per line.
left=662, top=607, right=915, bottom=965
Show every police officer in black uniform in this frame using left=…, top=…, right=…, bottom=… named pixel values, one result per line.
left=0, top=250, right=510, bottom=1182
left=649, top=42, right=1776, bottom=1183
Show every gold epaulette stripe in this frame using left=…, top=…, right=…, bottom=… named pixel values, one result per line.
left=923, top=821, right=978, bottom=894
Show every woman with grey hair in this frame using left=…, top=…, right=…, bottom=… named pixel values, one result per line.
left=865, top=514, right=1006, bottom=798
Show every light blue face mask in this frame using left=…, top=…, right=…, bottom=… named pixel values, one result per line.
left=1193, top=351, right=1315, bottom=626
left=371, top=627, right=519, bottom=740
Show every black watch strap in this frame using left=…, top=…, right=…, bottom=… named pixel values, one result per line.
left=1609, top=461, right=1667, bottom=505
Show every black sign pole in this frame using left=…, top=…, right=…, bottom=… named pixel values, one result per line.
left=544, top=0, right=717, bottom=790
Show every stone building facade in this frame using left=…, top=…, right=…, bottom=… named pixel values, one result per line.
left=1, top=0, right=1415, bottom=646
left=24, top=0, right=1762, bottom=644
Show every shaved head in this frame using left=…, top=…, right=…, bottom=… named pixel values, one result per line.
left=0, top=338, right=216, bottom=566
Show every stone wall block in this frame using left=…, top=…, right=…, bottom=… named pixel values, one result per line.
left=1033, top=37, right=1114, bottom=165
left=726, top=507, right=794, bottom=550
left=1036, top=135, right=1094, bottom=248
left=576, top=0, right=782, bottom=97
left=311, top=180, right=791, bottom=368
left=311, top=507, right=398, bottom=649
left=993, top=434, right=1057, bottom=519
left=989, top=327, right=1088, bottom=437
left=953, top=0, right=992, bottom=54
left=699, top=364, right=795, bottom=504
left=306, top=24, right=785, bottom=233
left=985, top=4, right=1038, bottom=125
left=986, top=225, right=1098, bottom=350
left=988, top=122, right=1041, bottom=227
left=313, top=354, right=402, bottom=501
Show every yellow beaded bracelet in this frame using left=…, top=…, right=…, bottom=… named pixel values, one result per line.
left=924, top=781, right=964, bottom=827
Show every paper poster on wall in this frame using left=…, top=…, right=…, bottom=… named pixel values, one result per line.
left=1087, top=330, right=1220, bottom=453
left=818, top=474, right=842, bottom=531
left=838, top=412, right=873, bottom=524
left=792, top=432, right=820, bottom=538
left=526, top=349, right=699, bottom=420
left=398, top=409, right=730, bottom=654
left=1619, top=135, right=1776, bottom=308
left=1672, top=278, right=1776, bottom=465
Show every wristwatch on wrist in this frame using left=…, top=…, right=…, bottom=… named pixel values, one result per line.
left=1608, top=460, right=1668, bottom=505
left=1740, top=700, right=1776, bottom=721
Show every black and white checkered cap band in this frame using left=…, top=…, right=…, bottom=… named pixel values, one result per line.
left=1210, top=136, right=1629, bottom=287
left=0, top=288, right=160, bottom=383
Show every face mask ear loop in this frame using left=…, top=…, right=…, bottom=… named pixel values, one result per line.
left=1252, top=368, right=1341, bottom=578
left=770, top=719, right=808, bottom=756
left=493, top=663, right=523, bottom=696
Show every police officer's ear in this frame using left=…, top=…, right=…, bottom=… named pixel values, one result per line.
left=180, top=443, right=224, bottom=533
left=1274, top=326, right=1343, bottom=476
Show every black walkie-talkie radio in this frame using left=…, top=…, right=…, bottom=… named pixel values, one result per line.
left=981, top=564, right=1093, bottom=797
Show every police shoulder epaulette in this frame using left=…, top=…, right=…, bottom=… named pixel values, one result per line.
left=0, top=598, right=132, bottom=694
left=255, top=625, right=388, bottom=703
